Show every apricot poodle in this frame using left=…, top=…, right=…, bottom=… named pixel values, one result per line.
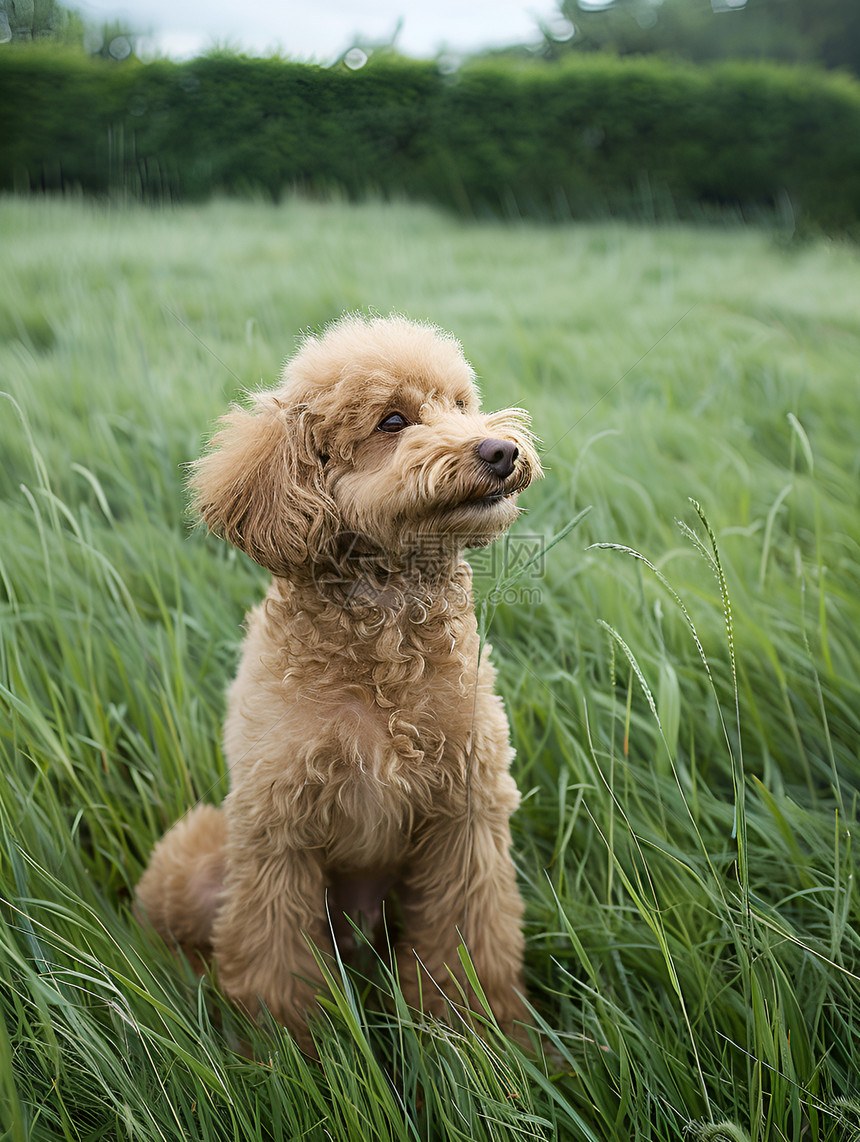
left=136, top=313, right=541, bottom=1044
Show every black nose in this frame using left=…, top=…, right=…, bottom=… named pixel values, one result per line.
left=477, top=437, right=519, bottom=480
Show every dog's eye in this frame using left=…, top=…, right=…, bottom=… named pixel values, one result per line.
left=455, top=399, right=466, bottom=410
left=377, top=412, right=409, bottom=433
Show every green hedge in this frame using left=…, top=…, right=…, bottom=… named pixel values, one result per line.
left=2, top=46, right=860, bottom=227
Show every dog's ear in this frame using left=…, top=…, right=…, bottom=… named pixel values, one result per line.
left=189, top=395, right=337, bottom=577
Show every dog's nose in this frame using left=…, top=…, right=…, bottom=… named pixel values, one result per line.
left=477, top=437, right=519, bottom=480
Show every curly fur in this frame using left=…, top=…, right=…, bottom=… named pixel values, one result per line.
left=135, top=313, right=542, bottom=1045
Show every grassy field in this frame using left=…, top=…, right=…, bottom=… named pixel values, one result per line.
left=1, top=195, right=859, bottom=1141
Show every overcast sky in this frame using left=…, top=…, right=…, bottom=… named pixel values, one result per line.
left=76, top=0, right=567, bottom=62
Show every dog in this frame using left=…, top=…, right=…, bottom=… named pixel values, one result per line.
left=135, top=313, right=542, bottom=1046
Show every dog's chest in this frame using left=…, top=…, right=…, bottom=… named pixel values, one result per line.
left=231, top=581, right=497, bottom=867
left=302, top=685, right=471, bottom=785
left=271, top=591, right=480, bottom=770
left=279, top=686, right=475, bottom=870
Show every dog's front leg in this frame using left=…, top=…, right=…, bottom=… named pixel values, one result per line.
left=396, top=808, right=528, bottom=1035
left=210, top=811, right=331, bottom=1043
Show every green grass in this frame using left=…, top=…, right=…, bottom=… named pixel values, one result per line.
left=1, top=194, right=859, bottom=1141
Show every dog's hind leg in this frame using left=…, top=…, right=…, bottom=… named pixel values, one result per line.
left=135, top=804, right=226, bottom=968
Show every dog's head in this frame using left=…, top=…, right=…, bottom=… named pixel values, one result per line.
left=191, top=314, right=542, bottom=581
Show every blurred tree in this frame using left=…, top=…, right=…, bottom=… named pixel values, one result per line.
left=556, top=0, right=860, bottom=73
left=0, top=0, right=138, bottom=57
left=0, top=0, right=82, bottom=43
left=85, top=20, right=138, bottom=60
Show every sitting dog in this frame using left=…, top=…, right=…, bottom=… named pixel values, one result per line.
left=136, top=313, right=541, bottom=1044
